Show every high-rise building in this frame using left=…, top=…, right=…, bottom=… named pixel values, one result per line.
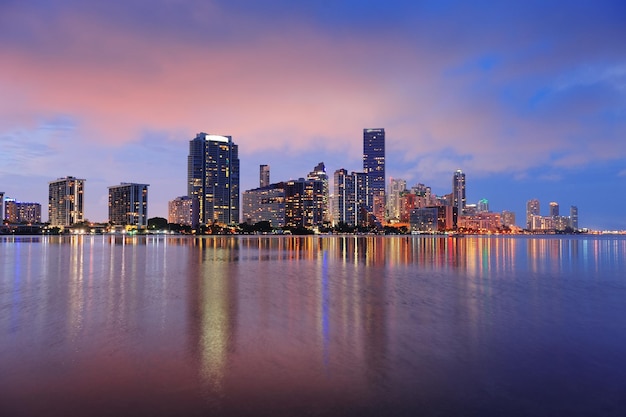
left=168, top=196, right=198, bottom=226
left=570, top=206, right=579, bottom=230
left=48, top=176, right=85, bottom=227
left=108, top=183, right=149, bottom=228
left=307, top=162, right=329, bottom=223
left=526, top=199, right=540, bottom=229
left=549, top=202, right=559, bottom=217
left=188, top=133, right=240, bottom=226
left=4, top=200, right=41, bottom=224
left=501, top=210, right=516, bottom=228
left=452, top=170, right=466, bottom=215
left=242, top=184, right=285, bottom=228
left=260, top=164, right=270, bottom=188
left=0, top=192, right=4, bottom=222
left=333, top=169, right=368, bottom=227
left=363, top=128, right=385, bottom=221
left=283, top=179, right=326, bottom=229
left=477, top=198, right=489, bottom=213
left=387, top=178, right=406, bottom=221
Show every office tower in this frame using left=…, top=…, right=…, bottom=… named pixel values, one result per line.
left=387, top=178, right=406, bottom=221
left=333, top=169, right=368, bottom=227
left=4, top=200, right=42, bottom=224
left=48, top=176, right=85, bottom=227
left=284, top=179, right=326, bottom=229
left=168, top=196, right=198, bottom=226
left=0, top=192, right=4, bottom=222
left=549, top=202, right=559, bottom=217
left=570, top=206, right=579, bottom=230
left=188, top=133, right=240, bottom=226
left=307, top=162, right=329, bottom=223
left=477, top=198, right=489, bottom=213
left=108, top=183, right=149, bottom=228
left=452, top=170, right=466, bottom=215
left=526, top=199, right=540, bottom=229
left=260, top=164, right=270, bottom=188
left=501, top=210, right=516, bottom=228
left=363, top=128, right=385, bottom=221
left=242, top=185, right=285, bottom=227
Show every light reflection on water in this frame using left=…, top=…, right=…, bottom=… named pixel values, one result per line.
left=1, top=235, right=626, bottom=416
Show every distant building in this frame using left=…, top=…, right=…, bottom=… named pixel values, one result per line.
left=501, top=210, right=516, bottom=228
left=284, top=179, right=326, bottom=229
left=4, top=199, right=42, bottom=224
left=410, top=206, right=456, bottom=232
left=477, top=198, right=489, bottom=213
left=549, top=202, right=559, bottom=217
left=260, top=164, right=270, bottom=188
left=452, top=170, right=466, bottom=215
left=387, top=178, right=406, bottom=221
left=168, top=196, right=198, bottom=226
left=307, top=162, right=330, bottom=223
left=242, top=185, right=285, bottom=227
left=0, top=192, right=4, bottom=222
left=570, top=206, right=579, bottom=230
left=48, top=176, right=85, bottom=227
left=526, top=199, right=540, bottom=229
left=188, top=133, right=240, bottom=226
left=333, top=169, right=368, bottom=227
left=108, top=183, right=149, bottom=228
left=363, top=128, right=385, bottom=222
left=458, top=212, right=502, bottom=232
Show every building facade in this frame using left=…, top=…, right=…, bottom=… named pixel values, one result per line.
left=0, top=192, right=4, bottom=222
left=108, top=183, right=149, bottom=228
left=549, top=202, right=559, bottom=217
left=260, top=164, right=270, bottom=188
left=48, top=176, right=85, bottom=227
left=168, top=196, right=198, bottom=226
left=570, top=206, right=579, bottom=230
left=242, top=185, right=285, bottom=227
left=333, top=169, right=368, bottom=227
left=387, top=178, right=406, bottom=222
left=188, top=133, right=240, bottom=226
left=4, top=200, right=42, bottom=224
left=501, top=210, right=516, bottom=228
left=526, top=199, right=540, bottom=229
left=452, top=170, right=466, bottom=215
left=363, top=128, right=385, bottom=222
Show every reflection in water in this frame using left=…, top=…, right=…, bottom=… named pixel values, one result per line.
left=1, top=235, right=626, bottom=416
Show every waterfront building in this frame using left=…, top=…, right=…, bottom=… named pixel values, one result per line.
left=108, top=183, right=149, bottom=228
left=452, top=170, right=466, bottom=215
left=242, top=185, right=285, bottom=227
left=526, top=199, right=540, bottom=229
left=4, top=199, right=42, bottom=224
left=260, top=164, right=270, bottom=188
left=477, top=198, right=489, bottom=213
left=570, top=206, right=579, bottom=230
left=387, top=178, right=406, bottom=222
left=0, top=192, right=4, bottom=222
left=399, top=192, right=417, bottom=223
left=501, top=210, right=516, bottom=228
left=307, top=162, right=330, bottom=223
left=168, top=196, right=198, bottom=226
left=333, top=169, right=368, bottom=227
left=48, top=176, right=85, bottom=227
left=458, top=212, right=502, bottom=233
left=363, top=128, right=385, bottom=221
left=284, top=179, right=326, bottom=229
left=549, top=202, right=559, bottom=217
left=188, top=133, right=240, bottom=226
left=410, top=206, right=457, bottom=232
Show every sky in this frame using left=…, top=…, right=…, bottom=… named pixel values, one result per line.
left=1, top=0, right=625, bottom=230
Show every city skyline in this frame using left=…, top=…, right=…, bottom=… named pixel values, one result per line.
left=1, top=1, right=625, bottom=230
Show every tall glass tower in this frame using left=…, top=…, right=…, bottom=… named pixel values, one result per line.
left=188, top=133, right=240, bottom=226
left=452, top=170, right=466, bottom=215
left=363, top=128, right=385, bottom=221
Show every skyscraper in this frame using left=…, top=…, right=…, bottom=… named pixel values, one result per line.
left=333, top=169, right=368, bottom=227
left=307, top=162, right=329, bottom=223
left=363, top=128, right=385, bottom=221
left=526, top=199, right=540, bottom=229
left=549, top=202, right=559, bottom=217
left=0, top=192, right=4, bottom=222
left=570, top=206, right=579, bottom=230
left=387, top=178, right=406, bottom=221
left=260, top=164, right=270, bottom=188
left=188, top=133, right=240, bottom=226
left=108, top=183, right=149, bottom=228
left=168, top=196, right=197, bottom=226
left=452, top=170, right=466, bottom=215
left=48, top=176, right=85, bottom=227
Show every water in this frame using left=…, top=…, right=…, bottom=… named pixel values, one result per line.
left=1, top=235, right=626, bottom=416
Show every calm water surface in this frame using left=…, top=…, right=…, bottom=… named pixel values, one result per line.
left=1, top=235, right=626, bottom=416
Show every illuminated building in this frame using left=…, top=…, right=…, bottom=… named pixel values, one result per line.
left=168, top=196, right=198, bottom=226
left=242, top=185, right=285, bottom=227
left=410, top=206, right=457, bottom=232
left=457, top=212, right=502, bottom=232
left=108, top=183, right=149, bottom=228
left=387, top=178, right=406, bottom=222
left=307, top=162, right=330, bottom=223
left=570, top=206, right=579, bottom=230
left=260, top=164, right=270, bottom=188
left=48, top=176, right=85, bottom=227
left=452, top=169, right=466, bottom=214
left=0, top=192, right=4, bottom=222
left=477, top=198, right=489, bottom=213
left=549, top=202, right=559, bottom=217
left=4, top=199, right=41, bottom=224
left=188, top=133, right=240, bottom=226
left=501, top=210, right=516, bottom=228
left=333, top=169, right=368, bottom=226
left=284, top=179, right=326, bottom=229
left=526, top=199, right=540, bottom=229
left=363, top=128, right=385, bottom=221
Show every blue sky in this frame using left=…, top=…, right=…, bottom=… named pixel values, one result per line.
left=1, top=0, right=625, bottom=229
